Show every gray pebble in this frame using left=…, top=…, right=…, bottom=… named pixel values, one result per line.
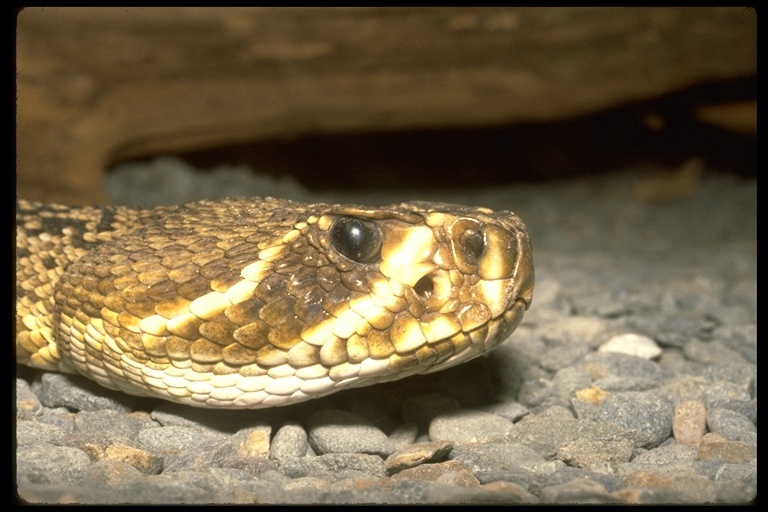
left=74, top=410, right=155, bottom=440
left=16, top=378, right=43, bottom=419
left=137, top=425, right=228, bottom=453
left=450, top=441, right=563, bottom=475
left=162, top=431, right=275, bottom=474
left=579, top=352, right=662, bottom=380
left=707, top=398, right=756, bottom=424
left=429, top=409, right=515, bottom=443
left=278, top=453, right=386, bottom=479
left=307, top=408, right=395, bottom=457
left=703, top=381, right=751, bottom=407
left=715, top=479, right=758, bottom=505
left=509, top=417, right=637, bottom=472
left=539, top=344, right=591, bottom=371
left=706, top=408, right=756, bottom=445
left=538, top=316, right=609, bottom=347
left=552, top=366, right=593, bottom=399
left=516, top=378, right=555, bottom=408
left=535, top=405, right=576, bottom=419
left=704, top=362, right=756, bottom=391
left=593, top=375, right=660, bottom=392
left=16, top=420, right=67, bottom=447
left=538, top=478, right=620, bottom=504
left=17, top=445, right=92, bottom=485
left=556, top=435, right=634, bottom=469
left=713, top=462, right=757, bottom=487
left=270, top=422, right=309, bottom=462
left=649, top=313, right=719, bottom=348
left=39, top=373, right=137, bottom=412
left=683, top=339, right=749, bottom=365
left=80, top=460, right=144, bottom=489
left=482, top=400, right=529, bottom=423
left=630, top=442, right=698, bottom=464
left=572, top=391, right=673, bottom=447
left=711, top=324, right=756, bottom=363
left=541, top=466, right=625, bottom=493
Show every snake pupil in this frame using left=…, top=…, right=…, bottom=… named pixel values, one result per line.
left=330, top=217, right=382, bottom=264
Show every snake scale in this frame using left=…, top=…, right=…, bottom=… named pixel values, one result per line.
left=16, top=197, right=534, bottom=409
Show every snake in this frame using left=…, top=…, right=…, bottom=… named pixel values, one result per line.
left=16, top=197, right=534, bottom=409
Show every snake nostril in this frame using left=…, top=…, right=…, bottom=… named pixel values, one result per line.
left=414, top=276, right=435, bottom=299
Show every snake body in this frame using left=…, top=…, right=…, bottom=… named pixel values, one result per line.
left=16, top=198, right=534, bottom=409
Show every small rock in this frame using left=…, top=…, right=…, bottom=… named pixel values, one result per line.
left=389, top=460, right=480, bottom=487
left=307, top=409, right=395, bottom=457
left=580, top=352, right=662, bottom=381
left=270, top=422, right=308, bottom=463
left=429, top=409, right=514, bottom=443
left=39, top=373, right=136, bottom=412
left=541, top=466, right=625, bottom=493
left=673, top=400, right=707, bottom=447
left=384, top=441, right=453, bottom=475
left=598, top=333, right=662, bottom=359
left=450, top=441, right=562, bottom=475
left=74, top=410, right=154, bottom=440
left=539, top=316, right=609, bottom=347
left=572, top=391, right=673, bottom=447
left=80, top=460, right=143, bottom=489
left=137, top=425, right=228, bottom=454
left=573, top=386, right=608, bottom=405
left=480, top=480, right=540, bottom=503
left=698, top=433, right=756, bottom=463
left=101, top=443, right=163, bottom=475
left=16, top=379, right=43, bottom=419
left=229, top=425, right=272, bottom=457
left=706, top=408, right=756, bottom=445
left=16, top=420, right=67, bottom=447
left=540, top=344, right=590, bottom=371
left=707, top=398, right=756, bottom=424
left=556, top=436, right=634, bottom=469
left=683, top=339, right=748, bottom=365
left=538, top=478, right=619, bottom=504
left=629, top=443, right=697, bottom=464
left=16, top=445, right=92, bottom=485
left=278, top=453, right=386, bottom=479
left=517, top=378, right=555, bottom=408
left=482, top=400, right=529, bottom=422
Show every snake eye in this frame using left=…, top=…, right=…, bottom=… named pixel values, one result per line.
left=330, top=217, right=382, bottom=263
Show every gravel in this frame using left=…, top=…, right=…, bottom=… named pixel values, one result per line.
left=16, top=158, right=756, bottom=504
